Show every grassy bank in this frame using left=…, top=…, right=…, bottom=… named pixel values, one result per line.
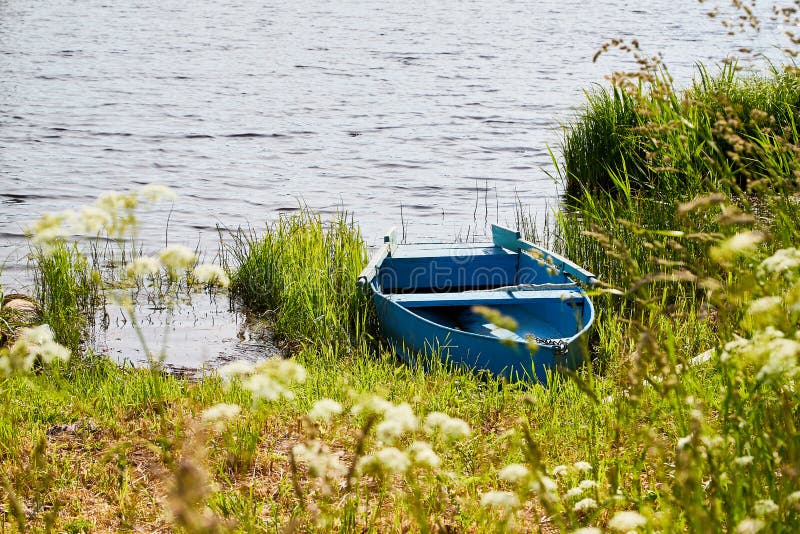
left=544, top=63, right=800, bottom=531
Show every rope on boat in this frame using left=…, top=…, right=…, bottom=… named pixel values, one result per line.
left=526, top=334, right=569, bottom=355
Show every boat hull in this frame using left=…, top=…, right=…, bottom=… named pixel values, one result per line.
left=373, top=291, right=592, bottom=383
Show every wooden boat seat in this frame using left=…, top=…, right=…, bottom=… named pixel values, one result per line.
left=388, top=289, right=584, bottom=308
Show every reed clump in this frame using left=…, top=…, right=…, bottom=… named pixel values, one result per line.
left=226, top=210, right=372, bottom=349
left=563, top=63, right=800, bottom=200
left=31, top=241, right=98, bottom=353
left=534, top=58, right=800, bottom=532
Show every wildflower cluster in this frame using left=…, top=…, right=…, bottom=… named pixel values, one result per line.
left=719, top=247, right=800, bottom=387
left=350, top=397, right=469, bottom=477
left=205, top=365, right=475, bottom=522
left=201, top=403, right=241, bottom=432
left=27, top=185, right=176, bottom=245
left=478, top=459, right=651, bottom=531
left=218, top=357, right=306, bottom=402
left=0, top=324, right=70, bottom=375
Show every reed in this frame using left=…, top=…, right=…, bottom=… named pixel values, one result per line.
left=225, top=209, right=373, bottom=349
left=563, top=63, right=800, bottom=201
left=533, top=59, right=800, bottom=533
left=31, top=241, right=98, bottom=353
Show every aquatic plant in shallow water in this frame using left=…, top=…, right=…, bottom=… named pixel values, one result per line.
left=225, top=209, right=371, bottom=349
left=25, top=184, right=232, bottom=366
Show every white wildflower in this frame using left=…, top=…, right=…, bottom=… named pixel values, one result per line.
left=565, top=487, right=584, bottom=499
left=96, top=191, right=138, bottom=213
left=308, top=398, right=342, bottom=423
left=192, top=264, right=230, bottom=287
left=423, top=411, right=450, bottom=432
left=574, top=461, right=593, bottom=473
left=753, top=499, right=779, bottom=517
left=761, top=326, right=785, bottom=339
left=39, top=341, right=71, bottom=364
left=138, top=184, right=177, bottom=202
left=407, top=441, right=441, bottom=469
left=1, top=325, right=70, bottom=375
left=480, top=490, right=520, bottom=509
left=540, top=476, right=557, bottom=492
left=710, top=231, right=764, bottom=264
left=244, top=374, right=293, bottom=401
left=126, top=255, right=161, bottom=278
left=18, top=325, right=49, bottom=346
left=734, top=455, right=754, bottom=466
left=786, top=490, right=800, bottom=505
left=736, top=518, right=765, bottom=534
left=375, top=402, right=418, bottom=443
left=254, top=358, right=306, bottom=383
left=677, top=434, right=693, bottom=450
left=758, top=247, right=800, bottom=279
left=31, top=225, right=70, bottom=245
left=158, top=244, right=197, bottom=272
left=573, top=497, right=598, bottom=513
left=579, top=479, right=599, bottom=490
left=498, top=463, right=530, bottom=484
left=375, top=447, right=411, bottom=473
left=441, top=417, right=471, bottom=440
left=607, top=510, right=647, bottom=532
left=28, top=212, right=69, bottom=244
left=201, top=403, right=241, bottom=431
left=351, top=395, right=392, bottom=416
left=217, top=359, right=255, bottom=379
left=292, top=441, right=345, bottom=479
left=572, top=528, right=602, bottom=534
left=721, top=336, right=751, bottom=362
left=552, top=464, right=568, bottom=477
left=748, top=296, right=783, bottom=316
left=19, top=326, right=66, bottom=359
left=756, top=338, right=800, bottom=382
left=529, top=475, right=559, bottom=501
left=355, top=454, right=378, bottom=475
left=424, top=412, right=470, bottom=441
left=74, top=205, right=111, bottom=234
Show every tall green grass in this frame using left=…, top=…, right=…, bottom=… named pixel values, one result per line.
left=536, top=61, right=800, bottom=532
left=563, top=64, right=800, bottom=200
left=32, top=241, right=98, bottom=353
left=225, top=210, right=372, bottom=349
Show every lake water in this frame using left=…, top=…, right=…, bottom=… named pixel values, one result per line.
left=0, top=0, right=786, bottom=365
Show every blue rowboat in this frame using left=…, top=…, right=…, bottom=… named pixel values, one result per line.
left=357, top=224, right=596, bottom=383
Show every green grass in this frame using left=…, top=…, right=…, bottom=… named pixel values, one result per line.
left=225, top=210, right=373, bottom=349
left=2, top=335, right=742, bottom=532
left=563, top=63, right=800, bottom=200
left=538, top=60, right=800, bottom=532
left=32, top=241, right=98, bottom=353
